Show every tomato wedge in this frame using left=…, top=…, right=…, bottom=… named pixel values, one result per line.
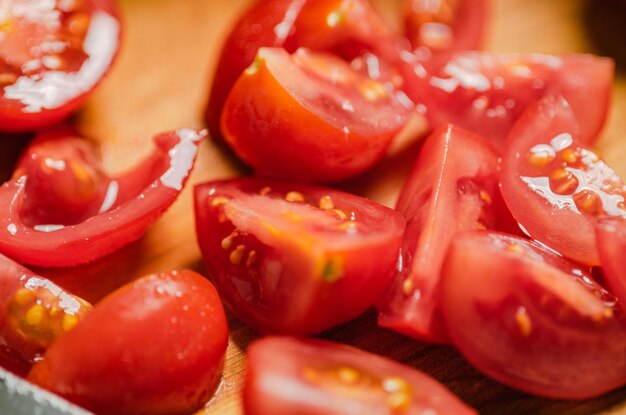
left=0, top=0, right=121, bottom=132
left=378, top=124, right=517, bottom=343
left=221, top=47, right=410, bottom=182
left=597, top=218, right=626, bottom=312
left=244, top=337, right=477, bottom=415
left=0, top=127, right=205, bottom=267
left=410, top=52, right=613, bottom=148
left=28, top=270, right=228, bottom=415
left=441, top=230, right=626, bottom=399
left=194, top=178, right=405, bottom=335
left=0, top=253, right=91, bottom=376
left=501, top=95, right=626, bottom=265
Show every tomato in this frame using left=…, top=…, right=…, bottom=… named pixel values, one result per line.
left=409, top=52, right=613, bottom=148
left=221, top=47, right=410, bottom=182
left=206, top=0, right=414, bottom=143
left=404, top=0, right=487, bottom=52
left=0, top=253, right=91, bottom=376
left=500, top=95, right=626, bottom=265
left=194, top=177, right=405, bottom=335
left=377, top=124, right=517, bottom=343
left=0, top=0, right=121, bottom=132
left=440, top=230, right=626, bottom=399
left=244, top=336, right=477, bottom=415
left=0, top=127, right=206, bottom=267
left=28, top=270, right=228, bottom=415
left=597, top=218, right=626, bottom=311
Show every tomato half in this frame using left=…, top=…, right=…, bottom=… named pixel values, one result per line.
left=221, top=47, right=410, bottom=182
left=0, top=253, right=91, bottom=376
left=194, top=177, right=405, bottom=335
left=0, top=0, right=121, bottom=132
left=28, top=270, right=228, bottom=415
left=440, top=230, right=626, bottom=399
left=0, top=127, right=205, bottom=267
left=409, top=52, right=613, bottom=148
left=378, top=124, right=517, bottom=343
left=500, top=95, right=626, bottom=265
left=244, top=336, right=477, bottom=415
left=597, top=218, right=626, bottom=312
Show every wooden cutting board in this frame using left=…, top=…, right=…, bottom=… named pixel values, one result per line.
left=2, top=0, right=626, bottom=413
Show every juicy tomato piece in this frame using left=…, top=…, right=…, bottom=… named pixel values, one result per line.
left=221, top=47, right=410, bottom=182
left=441, top=230, right=626, bottom=399
left=194, top=178, right=405, bottom=335
left=0, top=127, right=206, bottom=267
left=206, top=0, right=413, bottom=142
left=244, top=337, right=477, bottom=415
left=404, top=0, right=487, bottom=52
left=28, top=270, right=228, bottom=415
left=410, top=52, right=613, bottom=148
left=501, top=95, right=626, bottom=265
left=378, top=124, right=517, bottom=343
left=0, top=0, right=121, bottom=132
left=597, top=218, right=626, bottom=312
left=0, top=253, right=91, bottom=376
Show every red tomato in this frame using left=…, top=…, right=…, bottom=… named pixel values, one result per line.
left=28, top=270, right=228, bottom=415
left=244, top=336, right=477, bottom=415
left=410, top=52, right=613, bottom=148
left=0, top=253, right=91, bottom=376
left=597, top=218, right=626, bottom=312
left=500, top=95, right=626, bottom=265
left=0, top=0, right=121, bottom=132
left=0, top=127, right=205, bottom=267
left=404, top=0, right=488, bottom=52
left=221, top=47, right=410, bottom=182
left=194, top=177, right=405, bottom=335
left=440, top=230, right=626, bottom=399
left=378, top=124, right=517, bottom=343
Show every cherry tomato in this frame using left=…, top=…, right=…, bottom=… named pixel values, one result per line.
left=244, top=336, right=477, bottom=415
left=410, top=52, right=613, bottom=148
left=221, top=47, right=410, bottom=182
left=597, top=218, right=626, bottom=312
left=500, top=95, right=626, bottom=265
left=0, top=127, right=206, bottom=267
left=28, top=270, right=228, bottom=415
left=378, top=124, right=517, bottom=343
left=440, top=230, right=626, bottom=399
left=0, top=253, right=91, bottom=376
left=194, top=177, right=405, bottom=335
left=404, top=0, right=487, bottom=52
left=0, top=0, right=121, bottom=132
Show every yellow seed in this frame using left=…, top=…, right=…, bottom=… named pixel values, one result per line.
left=14, top=288, right=34, bottom=306
left=338, top=222, right=358, bottom=232
left=561, top=148, right=579, bottom=164
left=0, top=72, right=17, bottom=86
left=387, top=392, right=411, bottom=411
left=211, top=196, right=229, bottom=207
left=67, top=12, right=90, bottom=36
left=574, top=191, right=601, bottom=216
left=603, top=308, right=614, bottom=319
left=402, top=279, right=413, bottom=295
left=507, top=243, right=524, bottom=254
left=221, top=232, right=237, bottom=250
left=259, top=186, right=272, bottom=196
left=25, top=304, right=44, bottom=326
left=550, top=168, right=569, bottom=181
left=285, top=191, right=305, bottom=202
left=319, top=195, right=334, bottom=210
left=359, top=79, right=387, bottom=101
left=479, top=190, right=492, bottom=205
left=382, top=376, right=410, bottom=394
left=336, top=366, right=360, bottom=384
left=515, top=307, right=532, bottom=337
left=333, top=209, right=347, bottom=220
left=62, top=314, right=78, bottom=332
left=230, top=245, right=246, bottom=265
left=246, top=250, right=257, bottom=268
left=49, top=306, right=60, bottom=318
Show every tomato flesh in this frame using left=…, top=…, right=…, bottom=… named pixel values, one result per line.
left=244, top=336, right=477, bottom=415
left=28, top=270, right=228, bottom=415
left=194, top=177, right=405, bottom=335
left=0, top=0, right=121, bottom=132
left=597, top=218, right=626, bottom=313
left=221, top=47, right=410, bottom=182
left=501, top=95, right=626, bottom=265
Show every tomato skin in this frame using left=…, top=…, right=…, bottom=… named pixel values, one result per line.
left=378, top=124, right=517, bottom=343
left=194, top=177, right=405, bottom=335
left=221, top=47, right=409, bottom=182
left=244, top=336, right=477, bottom=415
left=28, top=270, right=228, bottom=415
left=597, top=218, right=626, bottom=312
left=0, top=128, right=205, bottom=267
left=441, top=230, right=626, bottom=399
left=0, top=0, right=121, bottom=132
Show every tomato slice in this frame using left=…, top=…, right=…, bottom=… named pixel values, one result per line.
left=404, top=0, right=488, bottom=52
left=0, top=0, right=121, bottom=132
left=378, top=124, right=517, bottom=343
left=221, top=47, right=410, bottom=182
left=0, top=253, right=91, bottom=376
left=28, top=270, right=228, bottom=415
left=501, top=95, right=626, bottom=265
left=409, top=52, right=613, bottom=148
left=194, top=177, right=405, bottom=335
left=0, top=127, right=205, bottom=267
left=597, top=218, right=626, bottom=312
left=441, top=230, right=626, bottom=399
left=244, top=336, right=477, bottom=415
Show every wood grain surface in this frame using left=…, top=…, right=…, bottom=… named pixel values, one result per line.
left=2, top=0, right=626, bottom=414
